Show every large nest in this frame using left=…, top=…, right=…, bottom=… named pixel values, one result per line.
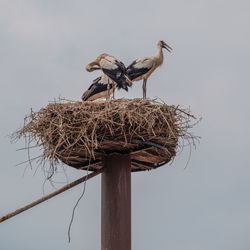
left=15, top=99, right=198, bottom=173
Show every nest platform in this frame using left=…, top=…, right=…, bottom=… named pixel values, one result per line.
left=16, top=99, right=196, bottom=172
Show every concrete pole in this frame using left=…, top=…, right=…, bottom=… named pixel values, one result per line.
left=101, top=154, right=131, bottom=250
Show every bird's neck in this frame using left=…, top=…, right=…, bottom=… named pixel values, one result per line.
left=156, top=46, right=164, bottom=66
left=86, top=61, right=100, bottom=72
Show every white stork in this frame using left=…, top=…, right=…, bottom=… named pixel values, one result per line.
left=81, top=74, right=116, bottom=101
left=126, top=40, right=172, bottom=99
left=86, top=53, right=132, bottom=94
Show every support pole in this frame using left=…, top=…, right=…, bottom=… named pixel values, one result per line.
left=101, top=154, right=131, bottom=250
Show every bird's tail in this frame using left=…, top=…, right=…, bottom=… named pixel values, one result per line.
left=116, top=76, right=133, bottom=91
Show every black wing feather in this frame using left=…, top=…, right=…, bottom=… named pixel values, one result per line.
left=102, top=68, right=128, bottom=91
left=85, top=76, right=102, bottom=91
left=126, top=61, right=151, bottom=81
left=82, top=78, right=113, bottom=101
left=115, top=60, right=127, bottom=73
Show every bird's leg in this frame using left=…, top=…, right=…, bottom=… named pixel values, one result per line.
left=107, top=81, right=111, bottom=100
left=142, top=79, right=147, bottom=99
left=112, top=81, right=116, bottom=99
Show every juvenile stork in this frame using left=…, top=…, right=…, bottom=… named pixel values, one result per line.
left=86, top=53, right=132, bottom=94
left=126, top=40, right=172, bottom=99
left=82, top=74, right=116, bottom=101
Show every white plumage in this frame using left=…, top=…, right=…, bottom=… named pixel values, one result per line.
left=99, top=56, right=120, bottom=70
left=85, top=53, right=132, bottom=92
left=127, top=40, right=172, bottom=99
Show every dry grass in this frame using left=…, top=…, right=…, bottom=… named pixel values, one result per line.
left=14, top=98, right=199, bottom=175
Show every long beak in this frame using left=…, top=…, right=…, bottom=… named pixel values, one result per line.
left=162, top=42, right=173, bottom=52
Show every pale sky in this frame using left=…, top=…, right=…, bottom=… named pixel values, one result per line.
left=0, top=0, right=250, bottom=249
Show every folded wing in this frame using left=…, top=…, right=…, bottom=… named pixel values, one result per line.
left=82, top=75, right=113, bottom=101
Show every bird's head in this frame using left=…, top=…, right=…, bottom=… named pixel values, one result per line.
left=157, top=40, right=172, bottom=52
left=85, top=61, right=100, bottom=72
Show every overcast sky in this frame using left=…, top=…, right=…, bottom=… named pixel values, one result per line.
left=0, top=0, right=250, bottom=249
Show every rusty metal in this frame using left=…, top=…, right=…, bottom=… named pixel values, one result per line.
left=101, top=153, right=131, bottom=250
left=59, top=137, right=174, bottom=171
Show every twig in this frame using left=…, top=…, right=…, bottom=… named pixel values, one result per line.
left=0, top=168, right=104, bottom=223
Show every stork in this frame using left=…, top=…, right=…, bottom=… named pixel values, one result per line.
left=82, top=74, right=116, bottom=101
left=86, top=53, right=132, bottom=94
left=126, top=40, right=172, bottom=99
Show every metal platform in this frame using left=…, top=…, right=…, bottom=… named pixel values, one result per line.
left=59, top=136, right=177, bottom=171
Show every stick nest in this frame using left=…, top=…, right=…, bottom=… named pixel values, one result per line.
left=15, top=99, right=198, bottom=173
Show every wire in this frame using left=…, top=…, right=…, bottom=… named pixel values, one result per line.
left=67, top=167, right=89, bottom=243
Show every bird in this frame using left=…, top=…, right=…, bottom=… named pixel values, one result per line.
left=85, top=53, right=132, bottom=92
left=126, top=40, right=172, bottom=99
left=81, top=74, right=116, bottom=101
